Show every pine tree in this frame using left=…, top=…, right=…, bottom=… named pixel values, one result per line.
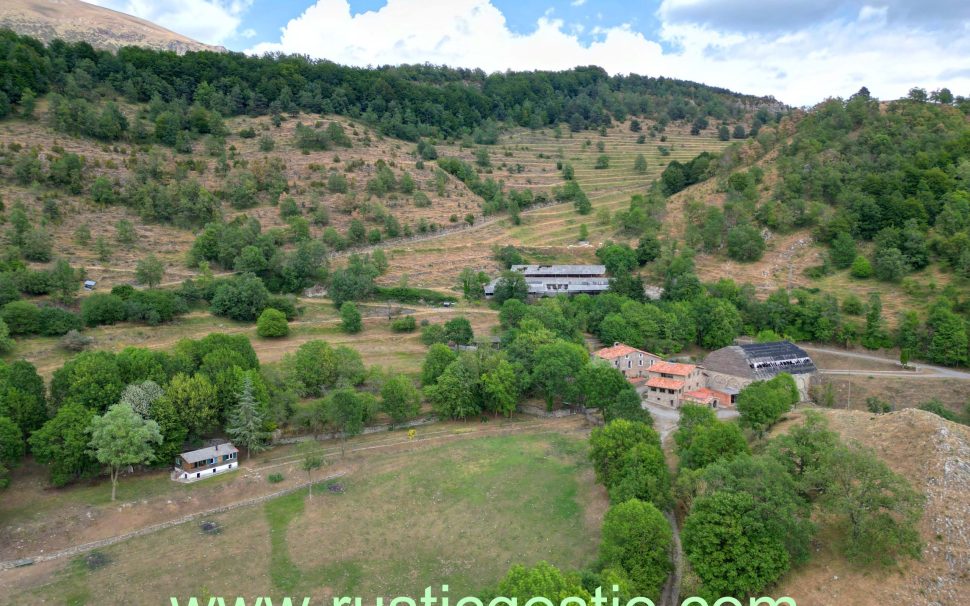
left=226, top=376, right=270, bottom=460
left=862, top=292, right=890, bottom=350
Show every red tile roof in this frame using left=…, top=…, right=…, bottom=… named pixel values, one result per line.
left=594, top=343, right=653, bottom=360
left=683, top=388, right=718, bottom=403
left=650, top=361, right=696, bottom=376
left=646, top=377, right=685, bottom=390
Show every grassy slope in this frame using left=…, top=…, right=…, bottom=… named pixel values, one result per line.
left=6, top=431, right=603, bottom=605
left=379, top=120, right=734, bottom=289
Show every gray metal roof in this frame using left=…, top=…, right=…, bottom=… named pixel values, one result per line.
left=180, top=442, right=238, bottom=464
left=484, top=276, right=610, bottom=296
left=702, top=341, right=816, bottom=381
left=511, top=264, right=606, bottom=277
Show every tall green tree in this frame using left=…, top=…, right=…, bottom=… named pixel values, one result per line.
left=480, top=357, right=519, bottom=417
left=226, top=376, right=270, bottom=459
left=424, top=359, right=480, bottom=420
left=30, top=402, right=98, bottom=486
left=380, top=374, right=421, bottom=425
left=340, top=302, right=362, bottom=334
left=736, top=374, right=798, bottom=436
left=325, top=388, right=374, bottom=454
left=862, top=292, right=891, bottom=350
left=531, top=340, right=588, bottom=407
left=682, top=490, right=791, bottom=599
left=421, top=343, right=457, bottom=386
left=119, top=380, right=165, bottom=418
left=599, top=499, right=672, bottom=601
left=298, top=440, right=324, bottom=498
left=607, top=442, right=672, bottom=509
left=679, top=421, right=749, bottom=470
left=135, top=254, right=165, bottom=288
left=87, top=403, right=162, bottom=500
left=0, top=416, right=24, bottom=488
left=589, top=419, right=661, bottom=485
left=818, top=445, right=923, bottom=566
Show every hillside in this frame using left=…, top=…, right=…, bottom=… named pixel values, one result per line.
left=771, top=408, right=970, bottom=605
left=0, top=105, right=489, bottom=289
left=0, top=0, right=222, bottom=53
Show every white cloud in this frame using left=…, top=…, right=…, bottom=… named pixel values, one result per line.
left=247, top=0, right=970, bottom=106
left=249, top=0, right=665, bottom=76
left=83, top=0, right=252, bottom=45
left=571, top=0, right=587, bottom=6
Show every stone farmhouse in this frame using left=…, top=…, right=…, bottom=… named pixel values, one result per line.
left=598, top=340, right=817, bottom=409
left=484, top=265, right=610, bottom=298
left=642, top=361, right=706, bottom=408
left=593, top=343, right=664, bottom=386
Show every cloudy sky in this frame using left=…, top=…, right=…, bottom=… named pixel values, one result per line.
left=85, top=0, right=970, bottom=106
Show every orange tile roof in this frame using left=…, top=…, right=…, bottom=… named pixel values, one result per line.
left=650, top=361, right=696, bottom=376
left=594, top=343, right=648, bottom=360
left=683, top=388, right=718, bottom=403
left=646, top=377, right=685, bottom=390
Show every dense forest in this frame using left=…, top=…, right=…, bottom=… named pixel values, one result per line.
left=0, top=29, right=778, bottom=141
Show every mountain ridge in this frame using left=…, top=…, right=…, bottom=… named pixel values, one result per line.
left=0, top=0, right=224, bottom=54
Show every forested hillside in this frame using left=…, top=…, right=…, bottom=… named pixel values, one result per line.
left=0, top=29, right=779, bottom=140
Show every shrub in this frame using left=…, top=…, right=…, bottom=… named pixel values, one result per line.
left=390, top=315, right=416, bottom=332
left=340, top=302, right=362, bottom=333
left=727, top=224, right=766, bottom=262
left=210, top=274, right=270, bottom=322
left=124, top=290, right=188, bottom=325
left=61, top=329, right=93, bottom=352
left=257, top=308, right=289, bottom=338
left=81, top=294, right=127, bottom=327
left=267, top=473, right=284, bottom=483
left=266, top=295, right=299, bottom=320
left=850, top=255, right=874, bottom=278
left=420, top=324, right=448, bottom=346
left=38, top=306, right=82, bottom=336
left=2, top=301, right=41, bottom=335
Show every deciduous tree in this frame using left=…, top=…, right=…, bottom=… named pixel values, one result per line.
left=87, top=403, right=162, bottom=500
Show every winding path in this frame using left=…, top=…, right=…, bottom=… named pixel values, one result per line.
left=800, top=345, right=970, bottom=380
left=660, top=511, right=683, bottom=606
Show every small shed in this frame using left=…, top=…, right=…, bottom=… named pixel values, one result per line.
left=83, top=280, right=97, bottom=290
left=173, top=441, right=239, bottom=482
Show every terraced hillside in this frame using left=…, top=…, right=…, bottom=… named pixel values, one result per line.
left=379, top=121, right=735, bottom=289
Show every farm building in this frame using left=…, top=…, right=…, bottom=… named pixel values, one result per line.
left=593, top=342, right=663, bottom=382
left=483, top=264, right=610, bottom=298
left=701, top=341, right=817, bottom=400
left=642, top=361, right=705, bottom=408
left=681, top=387, right=738, bottom=408
left=173, top=441, right=239, bottom=483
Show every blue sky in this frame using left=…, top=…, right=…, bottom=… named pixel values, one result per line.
left=85, top=1, right=970, bottom=106
left=235, top=0, right=665, bottom=51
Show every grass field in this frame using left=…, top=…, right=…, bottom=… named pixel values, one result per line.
left=4, top=431, right=603, bottom=605
left=5, top=299, right=499, bottom=378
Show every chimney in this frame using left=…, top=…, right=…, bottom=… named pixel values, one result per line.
left=214, top=444, right=219, bottom=451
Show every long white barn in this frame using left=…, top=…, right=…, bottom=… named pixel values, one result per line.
left=484, top=264, right=610, bottom=297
